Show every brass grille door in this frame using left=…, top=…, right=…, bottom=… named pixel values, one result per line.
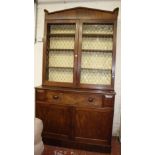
left=43, top=21, right=78, bottom=87
left=79, top=22, right=114, bottom=89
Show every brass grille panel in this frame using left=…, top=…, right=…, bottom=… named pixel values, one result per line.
left=48, top=68, right=73, bottom=83
left=81, top=52, right=112, bottom=70
left=83, top=24, right=113, bottom=34
left=82, top=37, right=113, bottom=50
left=80, top=69, right=111, bottom=85
left=49, top=51, right=74, bottom=68
left=80, top=23, right=113, bottom=85
left=50, top=37, right=75, bottom=49
left=47, top=24, right=76, bottom=83
left=50, top=24, right=75, bottom=34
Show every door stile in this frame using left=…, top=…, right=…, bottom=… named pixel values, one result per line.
left=76, top=20, right=83, bottom=87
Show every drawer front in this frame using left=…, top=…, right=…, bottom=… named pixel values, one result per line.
left=46, top=91, right=63, bottom=103
left=103, top=94, right=115, bottom=107
left=36, top=89, right=46, bottom=101
left=36, top=89, right=103, bottom=107
left=63, top=93, right=102, bottom=107
left=36, top=89, right=62, bottom=103
left=36, top=89, right=115, bottom=107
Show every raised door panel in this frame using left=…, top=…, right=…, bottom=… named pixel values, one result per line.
left=74, top=107, right=113, bottom=145
left=36, top=103, right=71, bottom=139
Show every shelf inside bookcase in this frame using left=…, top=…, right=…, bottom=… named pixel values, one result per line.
left=82, top=49, right=112, bottom=53
left=48, top=49, right=74, bottom=52
left=48, top=66, right=73, bottom=69
left=82, top=34, right=113, bottom=37
left=49, top=33, right=75, bottom=37
left=81, top=68, right=111, bottom=71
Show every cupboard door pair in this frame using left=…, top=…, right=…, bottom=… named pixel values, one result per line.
left=43, top=20, right=115, bottom=89
left=36, top=102, right=113, bottom=144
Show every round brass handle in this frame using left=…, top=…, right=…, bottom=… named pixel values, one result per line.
left=53, top=95, right=59, bottom=100
left=88, top=97, right=94, bottom=102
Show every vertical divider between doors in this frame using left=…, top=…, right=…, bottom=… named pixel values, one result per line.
left=73, top=20, right=80, bottom=87
left=76, top=20, right=83, bottom=87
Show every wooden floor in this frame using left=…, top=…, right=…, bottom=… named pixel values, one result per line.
left=43, top=137, right=120, bottom=155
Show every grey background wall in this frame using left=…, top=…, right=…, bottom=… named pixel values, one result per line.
left=34, top=0, right=121, bottom=136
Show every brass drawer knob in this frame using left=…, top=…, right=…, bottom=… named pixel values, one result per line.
left=53, top=95, right=59, bottom=100
left=88, top=97, right=94, bottom=102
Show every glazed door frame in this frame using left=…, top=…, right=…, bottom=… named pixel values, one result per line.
left=42, top=19, right=79, bottom=88
left=77, top=20, right=117, bottom=90
left=42, top=19, right=117, bottom=90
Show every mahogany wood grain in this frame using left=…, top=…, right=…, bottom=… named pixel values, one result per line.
left=44, top=7, right=119, bottom=20
left=36, top=7, right=119, bottom=153
left=36, top=102, right=71, bottom=139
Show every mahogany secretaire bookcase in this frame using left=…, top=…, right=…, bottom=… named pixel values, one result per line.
left=35, top=7, right=119, bottom=153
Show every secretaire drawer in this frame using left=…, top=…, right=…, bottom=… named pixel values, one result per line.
left=62, top=93, right=103, bottom=107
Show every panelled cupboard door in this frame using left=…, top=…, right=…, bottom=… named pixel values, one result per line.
left=42, top=20, right=79, bottom=88
left=74, top=107, right=114, bottom=145
left=77, top=20, right=117, bottom=90
left=36, top=103, right=71, bottom=139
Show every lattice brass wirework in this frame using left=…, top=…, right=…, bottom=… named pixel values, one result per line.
left=80, top=69, right=111, bottom=85
left=82, top=37, right=113, bottom=50
left=48, top=24, right=76, bottom=83
left=81, top=52, right=112, bottom=69
left=48, top=68, right=73, bottom=82
left=83, top=24, right=113, bottom=34
left=50, top=37, right=75, bottom=49
left=50, top=24, right=75, bottom=34
left=49, top=51, right=74, bottom=67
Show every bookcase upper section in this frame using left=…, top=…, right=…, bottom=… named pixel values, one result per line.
left=42, top=7, right=119, bottom=90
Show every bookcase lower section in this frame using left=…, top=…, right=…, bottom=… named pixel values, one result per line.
left=35, top=86, right=115, bottom=153
left=42, top=135, right=111, bottom=153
